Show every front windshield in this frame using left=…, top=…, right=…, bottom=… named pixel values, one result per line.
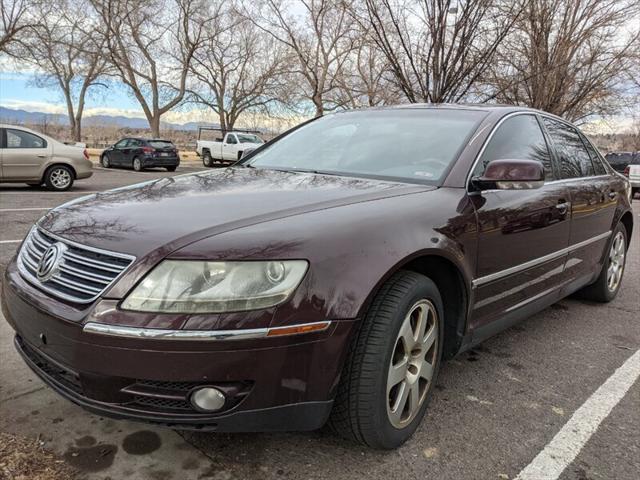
left=246, top=109, right=486, bottom=183
left=237, top=134, right=263, bottom=144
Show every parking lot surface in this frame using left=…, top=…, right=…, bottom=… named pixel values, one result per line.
left=1, top=166, right=638, bottom=480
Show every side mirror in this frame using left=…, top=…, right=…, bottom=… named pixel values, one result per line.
left=472, top=159, right=545, bottom=191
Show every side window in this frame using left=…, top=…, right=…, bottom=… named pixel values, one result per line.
left=6, top=129, right=47, bottom=148
left=542, top=118, right=595, bottom=178
left=473, top=114, right=554, bottom=180
left=226, top=134, right=237, bottom=144
left=581, top=137, right=607, bottom=175
left=128, top=139, right=141, bottom=147
left=115, top=139, right=128, bottom=148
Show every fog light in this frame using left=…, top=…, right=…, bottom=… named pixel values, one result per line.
left=191, top=387, right=226, bottom=412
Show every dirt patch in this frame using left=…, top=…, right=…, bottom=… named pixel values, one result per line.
left=0, top=431, right=78, bottom=480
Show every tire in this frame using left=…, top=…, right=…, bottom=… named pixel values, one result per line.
left=328, top=270, right=444, bottom=449
left=133, top=156, right=144, bottom=172
left=101, top=154, right=111, bottom=168
left=44, top=165, right=74, bottom=191
left=576, top=222, right=628, bottom=302
left=166, top=166, right=177, bottom=172
left=632, top=188, right=639, bottom=199
left=203, top=150, right=213, bottom=167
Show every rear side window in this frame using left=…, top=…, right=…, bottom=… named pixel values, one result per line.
left=473, top=114, right=554, bottom=180
left=128, top=139, right=142, bottom=147
left=5, top=129, right=47, bottom=148
left=581, top=138, right=607, bottom=175
left=542, top=118, right=595, bottom=178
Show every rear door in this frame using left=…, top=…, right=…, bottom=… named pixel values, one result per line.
left=540, top=117, right=616, bottom=286
left=123, top=139, right=141, bottom=166
left=470, top=113, right=572, bottom=328
left=1, top=128, right=51, bottom=180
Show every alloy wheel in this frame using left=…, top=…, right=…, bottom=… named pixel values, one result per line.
left=386, top=299, right=438, bottom=429
left=102, top=155, right=110, bottom=168
left=606, top=231, right=625, bottom=292
left=50, top=168, right=72, bottom=189
left=133, top=158, right=142, bottom=171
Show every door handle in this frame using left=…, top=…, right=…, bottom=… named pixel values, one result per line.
left=37, top=154, right=47, bottom=158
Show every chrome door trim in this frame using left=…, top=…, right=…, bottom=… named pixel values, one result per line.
left=472, top=230, right=611, bottom=288
left=83, top=320, right=331, bottom=341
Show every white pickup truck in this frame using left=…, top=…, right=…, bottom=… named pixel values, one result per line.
left=196, top=131, right=264, bottom=167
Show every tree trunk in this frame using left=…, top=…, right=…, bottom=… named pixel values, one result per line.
left=313, top=96, right=324, bottom=117
left=149, top=115, right=161, bottom=138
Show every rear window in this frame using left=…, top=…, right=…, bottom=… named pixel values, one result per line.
left=148, top=140, right=174, bottom=149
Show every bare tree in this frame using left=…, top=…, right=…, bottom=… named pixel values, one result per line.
left=0, top=0, right=37, bottom=52
left=357, top=0, right=520, bottom=104
left=189, top=11, right=291, bottom=130
left=492, top=0, right=640, bottom=122
left=333, top=37, right=401, bottom=108
left=91, top=0, right=209, bottom=137
left=20, top=2, right=109, bottom=141
left=247, top=0, right=354, bottom=117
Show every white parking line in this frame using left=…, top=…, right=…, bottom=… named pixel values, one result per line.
left=0, top=208, right=50, bottom=212
left=0, top=240, right=22, bottom=244
left=516, top=348, right=640, bottom=480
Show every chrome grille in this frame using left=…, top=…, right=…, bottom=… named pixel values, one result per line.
left=18, top=227, right=135, bottom=303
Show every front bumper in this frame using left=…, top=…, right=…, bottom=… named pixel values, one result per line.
left=2, top=261, right=356, bottom=431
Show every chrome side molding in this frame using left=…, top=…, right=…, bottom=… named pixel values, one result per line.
left=472, top=231, right=612, bottom=288
left=82, top=320, right=331, bottom=341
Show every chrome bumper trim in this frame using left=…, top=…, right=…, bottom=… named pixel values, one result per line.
left=82, top=321, right=331, bottom=341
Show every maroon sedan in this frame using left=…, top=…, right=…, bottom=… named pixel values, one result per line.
left=2, top=105, right=633, bottom=449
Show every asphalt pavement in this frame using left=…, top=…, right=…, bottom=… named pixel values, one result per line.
left=0, top=166, right=638, bottom=480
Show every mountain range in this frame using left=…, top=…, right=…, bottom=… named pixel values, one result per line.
left=0, top=106, right=212, bottom=131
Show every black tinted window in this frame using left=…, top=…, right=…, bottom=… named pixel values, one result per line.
left=543, top=118, right=595, bottom=178
left=6, top=129, right=46, bottom=148
left=474, top=115, right=553, bottom=179
left=128, top=139, right=141, bottom=147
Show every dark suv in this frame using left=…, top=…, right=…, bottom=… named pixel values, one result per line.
left=100, top=138, right=180, bottom=171
left=604, top=151, right=639, bottom=174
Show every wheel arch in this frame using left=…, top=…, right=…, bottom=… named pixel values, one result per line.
left=620, top=210, right=633, bottom=247
left=361, top=252, right=471, bottom=360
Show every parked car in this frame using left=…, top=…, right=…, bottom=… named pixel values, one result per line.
left=2, top=105, right=633, bottom=449
left=0, top=124, right=92, bottom=191
left=100, top=138, right=180, bottom=172
left=196, top=129, right=264, bottom=167
left=604, top=151, right=639, bottom=174
left=623, top=156, right=640, bottom=198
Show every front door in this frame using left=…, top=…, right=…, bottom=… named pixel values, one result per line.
left=1, top=128, right=51, bottom=180
left=110, top=139, right=128, bottom=166
left=540, top=117, right=617, bottom=286
left=223, top=134, right=238, bottom=161
left=470, top=114, right=572, bottom=329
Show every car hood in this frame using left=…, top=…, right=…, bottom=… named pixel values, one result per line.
left=38, top=167, right=432, bottom=259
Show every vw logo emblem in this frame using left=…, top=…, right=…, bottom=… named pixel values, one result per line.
left=37, top=242, right=67, bottom=282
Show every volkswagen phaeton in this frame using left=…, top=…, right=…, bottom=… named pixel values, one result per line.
left=2, top=105, right=633, bottom=449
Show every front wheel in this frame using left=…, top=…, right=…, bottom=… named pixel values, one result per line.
left=44, top=165, right=74, bottom=191
left=101, top=154, right=111, bottom=168
left=328, top=270, right=443, bottom=449
left=576, top=222, right=627, bottom=302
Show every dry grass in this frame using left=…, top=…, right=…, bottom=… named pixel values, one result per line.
left=0, top=432, right=78, bottom=480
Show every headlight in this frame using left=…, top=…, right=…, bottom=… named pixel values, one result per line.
left=121, top=260, right=308, bottom=313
